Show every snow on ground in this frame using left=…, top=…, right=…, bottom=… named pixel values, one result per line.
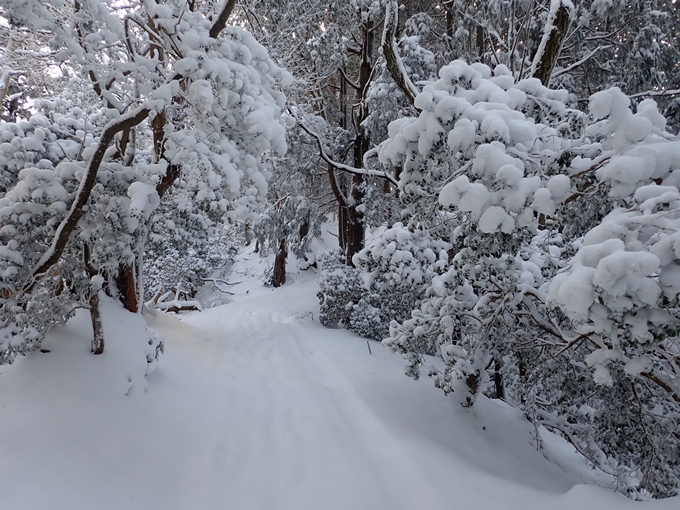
left=0, top=245, right=679, bottom=509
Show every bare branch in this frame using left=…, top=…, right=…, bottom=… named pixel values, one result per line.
left=628, top=89, right=680, bottom=99
left=339, top=67, right=360, bottom=91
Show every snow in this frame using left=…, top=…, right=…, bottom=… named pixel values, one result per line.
left=1, top=248, right=679, bottom=509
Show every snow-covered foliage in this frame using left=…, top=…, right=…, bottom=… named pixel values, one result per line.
left=350, top=224, right=449, bottom=341
left=144, top=223, right=239, bottom=302
left=0, top=0, right=289, bottom=362
left=361, top=59, right=680, bottom=497
left=317, top=249, right=364, bottom=329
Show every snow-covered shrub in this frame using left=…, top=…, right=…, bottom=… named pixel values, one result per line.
left=144, top=222, right=238, bottom=301
left=349, top=224, right=450, bottom=341
left=317, top=250, right=363, bottom=328
left=377, top=59, right=680, bottom=496
left=144, top=326, right=165, bottom=375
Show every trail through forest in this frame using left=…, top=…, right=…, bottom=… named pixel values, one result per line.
left=0, top=255, right=678, bottom=509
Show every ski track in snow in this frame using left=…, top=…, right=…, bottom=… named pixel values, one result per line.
left=1, top=265, right=678, bottom=509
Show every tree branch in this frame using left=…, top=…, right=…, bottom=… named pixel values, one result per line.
left=551, top=45, right=612, bottom=79
left=27, top=106, right=152, bottom=288
left=209, top=0, right=238, bottom=39
left=339, top=67, right=360, bottom=91
left=296, top=119, right=398, bottom=187
left=381, top=0, right=418, bottom=106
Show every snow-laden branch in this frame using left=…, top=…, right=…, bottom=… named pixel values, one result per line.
left=551, top=45, right=611, bottom=79
left=28, top=105, right=153, bottom=287
left=339, top=67, right=360, bottom=91
left=628, top=89, right=680, bottom=99
left=296, top=118, right=399, bottom=187
left=381, top=0, right=419, bottom=106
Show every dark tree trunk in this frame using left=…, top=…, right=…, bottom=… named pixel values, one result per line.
left=534, top=4, right=571, bottom=86
left=245, top=221, right=253, bottom=245
left=493, top=358, right=505, bottom=400
left=476, top=25, right=485, bottom=63
left=273, top=238, right=287, bottom=287
left=116, top=263, right=138, bottom=313
left=299, top=211, right=310, bottom=241
left=338, top=201, right=347, bottom=251
left=445, top=4, right=454, bottom=47
left=343, top=19, right=374, bottom=266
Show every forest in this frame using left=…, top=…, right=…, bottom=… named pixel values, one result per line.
left=0, top=0, right=679, bottom=501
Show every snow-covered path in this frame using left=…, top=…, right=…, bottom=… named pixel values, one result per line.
left=1, top=267, right=678, bottom=509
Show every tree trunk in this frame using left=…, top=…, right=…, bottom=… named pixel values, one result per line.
left=493, top=358, right=505, bottom=400
left=476, top=25, right=485, bottom=63
left=445, top=4, right=455, bottom=54
left=273, top=238, right=287, bottom=287
left=338, top=201, right=347, bottom=252
left=299, top=211, right=310, bottom=241
left=533, top=4, right=571, bottom=86
left=343, top=19, right=374, bottom=266
left=89, top=288, right=105, bottom=355
left=116, top=263, right=138, bottom=313
left=84, top=244, right=105, bottom=354
left=245, top=221, right=253, bottom=245
left=382, top=0, right=418, bottom=105
left=0, top=27, right=17, bottom=115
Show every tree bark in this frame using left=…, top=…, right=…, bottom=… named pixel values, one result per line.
left=209, top=0, right=239, bottom=39
left=116, top=263, right=138, bottom=313
left=476, top=25, right=484, bottom=63
left=533, top=4, right=571, bottom=86
left=273, top=238, right=287, bottom=287
left=493, top=358, right=505, bottom=400
left=382, top=0, right=418, bottom=106
left=342, top=19, right=374, bottom=266
left=84, top=244, right=105, bottom=354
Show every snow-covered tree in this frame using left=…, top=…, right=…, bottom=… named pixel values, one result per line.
left=0, top=0, right=289, bottom=362
left=369, top=59, right=680, bottom=496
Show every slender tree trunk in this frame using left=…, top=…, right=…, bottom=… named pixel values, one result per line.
left=245, top=221, right=253, bottom=245
left=533, top=4, right=571, bottom=86
left=343, top=19, right=374, bottom=266
left=445, top=4, right=454, bottom=53
left=476, top=25, right=485, bottom=63
left=494, top=358, right=505, bottom=400
left=89, top=288, right=105, bottom=354
left=299, top=211, right=310, bottom=241
left=273, top=238, right=287, bottom=287
left=0, top=28, right=17, bottom=115
left=84, top=244, right=105, bottom=354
